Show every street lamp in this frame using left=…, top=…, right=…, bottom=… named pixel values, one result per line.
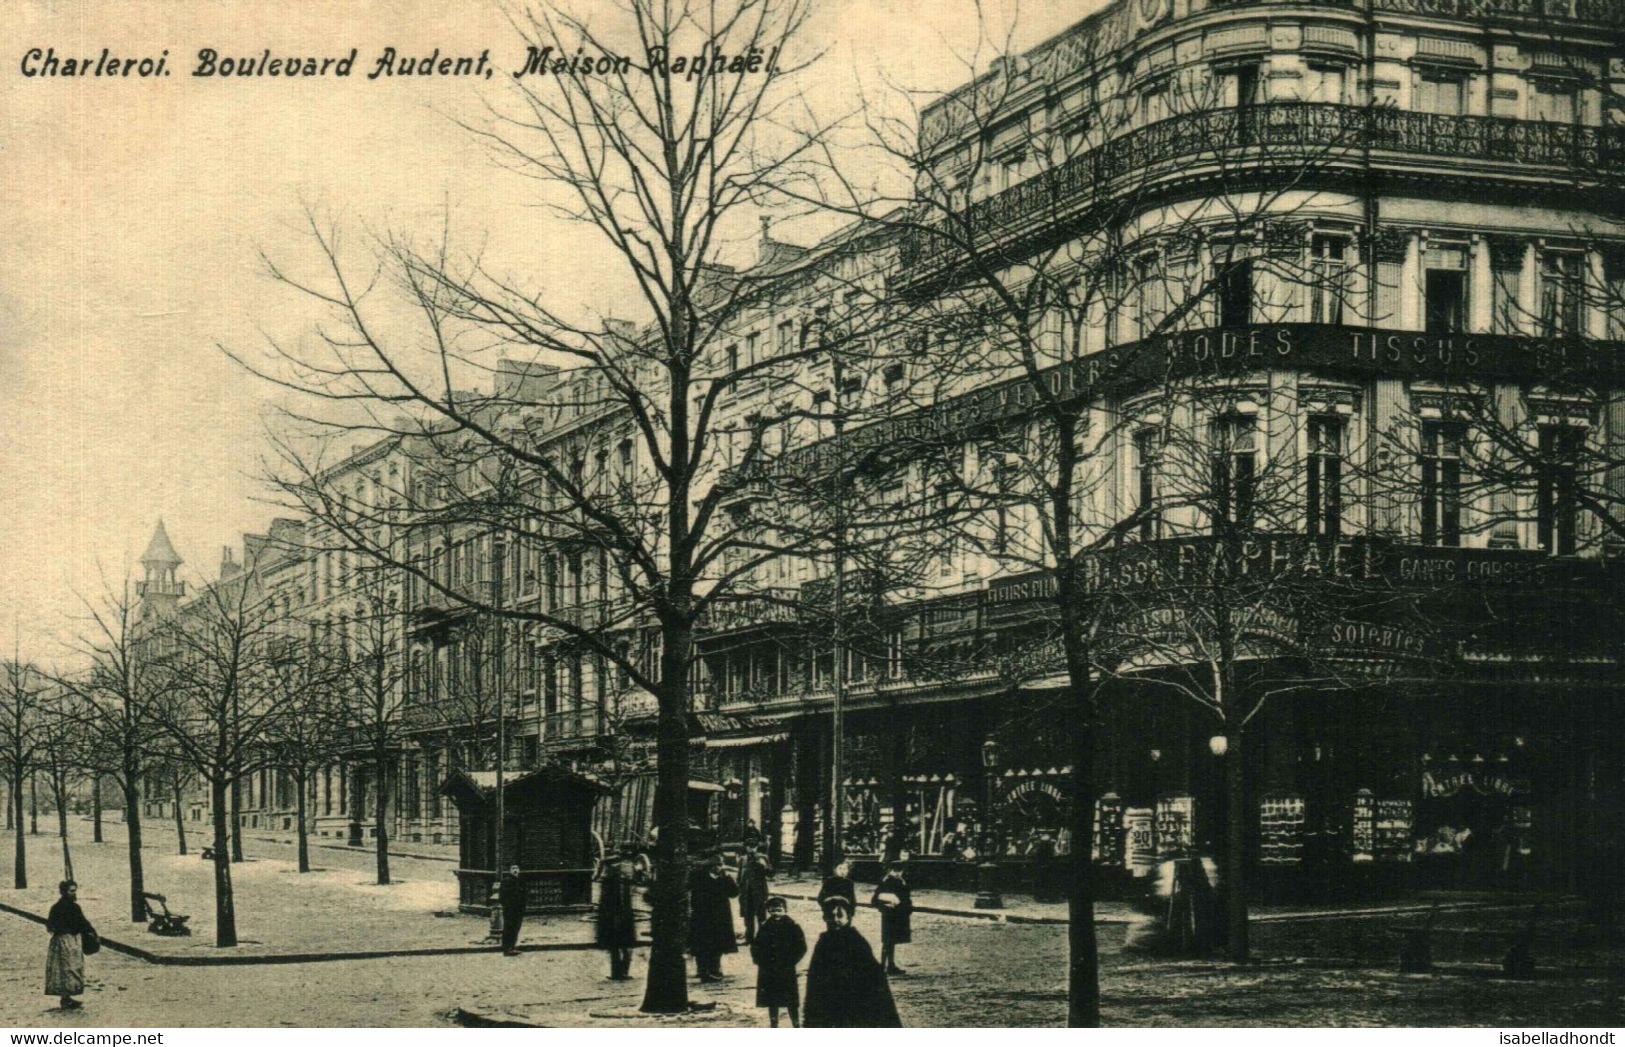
left=974, top=737, right=1003, bottom=909
left=811, top=383, right=849, bottom=875
left=488, top=531, right=509, bottom=940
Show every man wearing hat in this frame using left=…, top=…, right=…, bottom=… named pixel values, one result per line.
left=738, top=843, right=772, bottom=945
left=803, top=894, right=902, bottom=1027
left=687, top=850, right=739, bottom=981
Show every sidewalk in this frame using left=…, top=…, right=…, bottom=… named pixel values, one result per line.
left=0, top=820, right=607, bottom=964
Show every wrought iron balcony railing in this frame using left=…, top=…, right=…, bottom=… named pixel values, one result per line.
left=900, top=103, right=1625, bottom=274
left=715, top=461, right=774, bottom=509
left=1374, top=0, right=1625, bottom=26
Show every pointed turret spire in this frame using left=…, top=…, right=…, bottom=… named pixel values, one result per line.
left=138, top=520, right=185, bottom=616
left=141, top=519, right=182, bottom=567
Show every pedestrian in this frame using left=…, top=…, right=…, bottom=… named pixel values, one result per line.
left=45, top=880, right=94, bottom=1011
left=597, top=852, right=638, bottom=980
left=749, top=896, right=806, bottom=1028
left=870, top=860, right=914, bottom=975
left=818, top=859, right=856, bottom=910
left=743, top=819, right=763, bottom=851
left=499, top=864, right=527, bottom=956
left=803, top=895, right=901, bottom=1028
left=738, top=844, right=771, bottom=945
left=688, top=850, right=738, bottom=981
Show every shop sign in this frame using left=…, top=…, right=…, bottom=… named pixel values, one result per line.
left=805, top=324, right=1622, bottom=470
left=1124, top=807, right=1156, bottom=877
left=1421, top=769, right=1523, bottom=799
left=1325, top=620, right=1433, bottom=661
left=1004, top=779, right=1066, bottom=803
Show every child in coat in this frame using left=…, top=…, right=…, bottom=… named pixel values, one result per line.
left=749, top=896, right=807, bottom=1028
left=871, top=861, right=914, bottom=975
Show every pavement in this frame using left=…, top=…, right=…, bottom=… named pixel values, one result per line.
left=0, top=817, right=1617, bottom=1027
left=0, top=819, right=605, bottom=961
left=2, top=889, right=1615, bottom=1028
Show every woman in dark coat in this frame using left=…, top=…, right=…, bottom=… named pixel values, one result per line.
left=597, top=854, right=638, bottom=980
left=688, top=853, right=738, bottom=981
left=870, top=861, right=914, bottom=974
left=750, top=896, right=807, bottom=1027
left=45, top=880, right=94, bottom=1010
left=803, top=896, right=901, bottom=1028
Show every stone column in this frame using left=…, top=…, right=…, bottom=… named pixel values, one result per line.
left=1401, top=232, right=1422, bottom=331
left=1519, top=243, right=1539, bottom=336
left=1470, top=235, right=1493, bottom=334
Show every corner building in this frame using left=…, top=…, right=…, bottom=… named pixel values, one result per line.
left=691, top=0, right=1625, bottom=896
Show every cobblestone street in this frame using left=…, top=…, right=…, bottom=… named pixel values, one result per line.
left=0, top=824, right=1616, bottom=1027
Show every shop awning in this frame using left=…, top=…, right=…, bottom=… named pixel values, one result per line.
left=706, top=730, right=789, bottom=749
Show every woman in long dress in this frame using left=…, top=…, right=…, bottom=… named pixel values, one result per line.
left=45, top=880, right=94, bottom=1010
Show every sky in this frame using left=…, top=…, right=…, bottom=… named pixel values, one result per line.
left=0, top=0, right=1100, bottom=664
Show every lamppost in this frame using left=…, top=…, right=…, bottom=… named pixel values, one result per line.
left=975, top=737, right=1003, bottom=909
left=811, top=382, right=848, bottom=874
left=830, top=398, right=847, bottom=874
left=488, top=532, right=508, bottom=939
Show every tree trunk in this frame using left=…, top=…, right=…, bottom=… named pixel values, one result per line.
left=92, top=777, right=103, bottom=844
left=123, top=777, right=146, bottom=923
left=295, top=769, right=310, bottom=873
left=55, top=779, right=72, bottom=883
left=1224, top=727, right=1250, bottom=963
left=30, top=773, right=38, bottom=835
left=11, top=771, right=24, bottom=888
left=230, top=775, right=243, bottom=862
left=639, top=677, right=692, bottom=1014
left=373, top=757, right=390, bottom=886
left=172, top=780, right=188, bottom=856
left=211, top=777, right=237, bottom=947
left=1067, top=714, right=1101, bottom=1027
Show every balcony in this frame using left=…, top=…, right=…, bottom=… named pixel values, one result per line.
left=900, top=103, right=1625, bottom=278
left=698, top=587, right=800, bottom=634
left=715, top=461, right=774, bottom=510
left=1373, top=0, right=1625, bottom=28
left=544, top=708, right=601, bottom=743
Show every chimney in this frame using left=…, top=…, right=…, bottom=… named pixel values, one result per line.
left=219, top=546, right=242, bottom=581
left=496, top=358, right=558, bottom=401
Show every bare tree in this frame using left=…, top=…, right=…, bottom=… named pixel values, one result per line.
left=35, top=686, right=87, bottom=884
left=330, top=567, right=411, bottom=887
left=263, top=640, right=343, bottom=874
left=57, top=578, right=165, bottom=921
left=0, top=658, right=44, bottom=889
left=772, top=5, right=1378, bottom=1020
left=230, top=0, right=894, bottom=1013
left=150, top=567, right=296, bottom=947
